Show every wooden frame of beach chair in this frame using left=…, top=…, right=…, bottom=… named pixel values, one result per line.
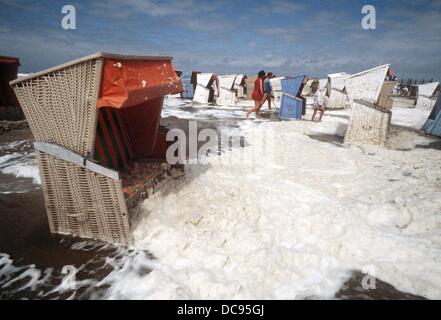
left=10, top=52, right=183, bottom=245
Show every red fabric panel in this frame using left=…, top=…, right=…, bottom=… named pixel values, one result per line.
left=110, top=108, right=134, bottom=160
left=96, top=109, right=119, bottom=168
left=104, top=108, right=128, bottom=166
left=97, top=58, right=183, bottom=109
left=121, top=97, right=164, bottom=158
left=150, top=127, right=169, bottom=160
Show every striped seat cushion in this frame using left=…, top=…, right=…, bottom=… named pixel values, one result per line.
left=94, top=107, right=134, bottom=170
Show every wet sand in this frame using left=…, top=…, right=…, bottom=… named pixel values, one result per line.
left=0, top=123, right=427, bottom=300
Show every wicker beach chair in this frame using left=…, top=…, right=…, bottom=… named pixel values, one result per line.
left=415, top=82, right=439, bottom=110
left=326, top=72, right=350, bottom=109
left=344, top=65, right=393, bottom=146
left=269, top=77, right=285, bottom=104
left=233, top=74, right=246, bottom=99
left=10, top=52, right=183, bottom=245
left=193, top=73, right=216, bottom=104
left=345, top=65, right=392, bottom=108
left=217, top=74, right=237, bottom=106
left=344, top=100, right=391, bottom=146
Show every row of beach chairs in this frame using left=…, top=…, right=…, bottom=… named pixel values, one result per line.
left=10, top=53, right=440, bottom=245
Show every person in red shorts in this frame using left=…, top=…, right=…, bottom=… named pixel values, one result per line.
left=246, top=70, right=266, bottom=119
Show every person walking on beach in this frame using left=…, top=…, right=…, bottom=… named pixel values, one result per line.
left=246, top=70, right=266, bottom=119
left=263, top=72, right=275, bottom=110
left=311, top=80, right=326, bottom=122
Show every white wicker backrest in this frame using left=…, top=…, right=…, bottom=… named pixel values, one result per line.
left=345, top=64, right=390, bottom=106
left=218, top=75, right=236, bottom=90
left=11, top=58, right=103, bottom=156
left=197, top=73, right=214, bottom=87
left=418, top=82, right=439, bottom=98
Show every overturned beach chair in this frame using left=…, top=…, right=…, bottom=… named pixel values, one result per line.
left=345, top=65, right=393, bottom=108
left=326, top=72, right=350, bottom=109
left=344, top=65, right=393, bottom=146
left=279, top=76, right=306, bottom=120
left=422, top=94, right=441, bottom=137
left=193, top=73, right=216, bottom=104
left=344, top=100, right=391, bottom=146
left=217, top=74, right=237, bottom=106
left=10, top=52, right=183, bottom=245
left=415, top=82, right=439, bottom=110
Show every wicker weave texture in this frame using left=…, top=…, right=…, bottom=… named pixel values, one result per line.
left=345, top=65, right=389, bottom=106
left=377, top=81, right=395, bottom=110
left=12, top=59, right=103, bottom=156
left=327, top=89, right=349, bottom=109
left=37, top=151, right=131, bottom=244
left=344, top=101, right=391, bottom=146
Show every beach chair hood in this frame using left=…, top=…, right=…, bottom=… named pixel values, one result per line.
left=97, top=57, right=182, bottom=109
left=10, top=52, right=183, bottom=159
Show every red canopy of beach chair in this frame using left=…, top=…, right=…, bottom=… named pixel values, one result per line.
left=94, top=57, right=183, bottom=166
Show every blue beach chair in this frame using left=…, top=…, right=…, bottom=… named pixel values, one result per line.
left=279, top=76, right=306, bottom=120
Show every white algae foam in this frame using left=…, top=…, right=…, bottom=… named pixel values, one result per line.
left=0, top=140, right=40, bottom=185
left=1, top=99, right=440, bottom=299
left=96, top=121, right=441, bottom=300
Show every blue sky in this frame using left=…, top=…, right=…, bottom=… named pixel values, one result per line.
left=1, top=0, right=440, bottom=80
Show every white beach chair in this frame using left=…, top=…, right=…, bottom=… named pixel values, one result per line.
left=193, top=73, right=216, bottom=104
left=233, top=74, right=245, bottom=99
left=270, top=77, right=285, bottom=104
left=344, top=65, right=394, bottom=146
left=326, top=72, right=350, bottom=109
left=345, top=64, right=391, bottom=108
left=217, top=74, right=237, bottom=106
left=415, top=82, right=439, bottom=110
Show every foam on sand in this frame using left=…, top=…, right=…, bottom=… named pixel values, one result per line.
left=0, top=140, right=40, bottom=185
left=97, top=121, right=441, bottom=300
